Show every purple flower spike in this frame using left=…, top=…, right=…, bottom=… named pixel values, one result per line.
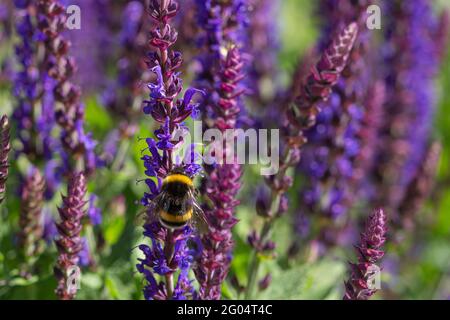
left=54, top=172, right=87, bottom=300
left=0, top=115, right=11, bottom=204
left=344, top=208, right=387, bottom=300
left=18, top=167, right=46, bottom=260
left=137, top=0, right=203, bottom=300
left=287, top=22, right=358, bottom=129
left=37, top=0, right=97, bottom=175
left=137, top=223, right=196, bottom=300
left=193, top=0, right=248, bottom=300
left=195, top=47, right=243, bottom=300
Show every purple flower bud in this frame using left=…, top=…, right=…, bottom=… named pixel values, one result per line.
left=258, top=273, right=272, bottom=291
left=287, top=22, right=358, bottom=129
left=255, top=186, right=271, bottom=218
left=344, top=208, right=387, bottom=300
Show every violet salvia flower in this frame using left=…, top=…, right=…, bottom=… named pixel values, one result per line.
left=37, top=0, right=97, bottom=175
left=54, top=172, right=87, bottom=300
left=397, top=142, right=441, bottom=231
left=12, top=1, right=41, bottom=158
left=13, top=1, right=59, bottom=173
left=246, top=22, right=358, bottom=298
left=18, top=167, right=46, bottom=261
left=137, top=224, right=196, bottom=300
left=344, top=208, right=387, bottom=300
left=0, top=115, right=11, bottom=205
left=373, top=0, right=442, bottom=216
left=136, top=0, right=203, bottom=300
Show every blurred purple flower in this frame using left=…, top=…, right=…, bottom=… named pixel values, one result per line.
left=42, top=210, right=57, bottom=244
left=87, top=194, right=102, bottom=226
left=78, top=237, right=92, bottom=268
left=12, top=2, right=43, bottom=158
left=373, top=0, right=443, bottom=218
left=18, top=167, right=46, bottom=259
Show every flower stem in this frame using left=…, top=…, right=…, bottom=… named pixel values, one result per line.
left=164, top=229, right=175, bottom=299
left=245, top=193, right=280, bottom=299
left=165, top=274, right=174, bottom=298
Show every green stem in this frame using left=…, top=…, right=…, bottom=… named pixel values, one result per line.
left=164, top=229, right=175, bottom=299
left=245, top=219, right=274, bottom=299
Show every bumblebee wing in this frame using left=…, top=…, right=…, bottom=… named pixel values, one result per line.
left=134, top=206, right=159, bottom=226
left=191, top=200, right=209, bottom=234
left=136, top=192, right=166, bottom=226
left=134, top=208, right=148, bottom=226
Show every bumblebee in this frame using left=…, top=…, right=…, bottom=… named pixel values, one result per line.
left=149, top=167, right=208, bottom=232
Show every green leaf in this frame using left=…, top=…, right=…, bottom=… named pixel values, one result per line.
left=9, top=275, right=39, bottom=286
left=81, top=273, right=103, bottom=290
left=258, top=259, right=345, bottom=300
left=103, top=215, right=127, bottom=246
left=85, top=96, right=113, bottom=133
left=104, top=275, right=122, bottom=300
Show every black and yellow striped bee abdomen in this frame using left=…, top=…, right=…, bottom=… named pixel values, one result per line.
left=157, top=173, right=195, bottom=229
